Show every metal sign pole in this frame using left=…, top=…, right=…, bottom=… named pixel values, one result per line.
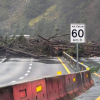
left=70, top=24, right=85, bottom=71
left=76, top=43, right=78, bottom=71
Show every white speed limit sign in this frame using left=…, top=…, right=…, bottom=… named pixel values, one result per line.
left=70, top=23, right=85, bottom=43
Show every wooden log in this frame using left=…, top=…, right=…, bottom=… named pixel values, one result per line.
left=48, top=34, right=69, bottom=40
left=7, top=48, right=39, bottom=58
left=38, top=35, right=50, bottom=42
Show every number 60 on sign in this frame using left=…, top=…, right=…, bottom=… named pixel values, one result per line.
left=70, top=24, right=86, bottom=43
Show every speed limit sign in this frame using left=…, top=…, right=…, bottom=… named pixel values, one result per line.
left=70, top=23, right=85, bottom=43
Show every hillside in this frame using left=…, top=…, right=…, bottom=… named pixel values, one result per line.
left=56, top=0, right=100, bottom=42
left=0, top=0, right=100, bottom=42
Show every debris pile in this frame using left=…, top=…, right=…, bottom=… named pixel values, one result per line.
left=0, top=34, right=100, bottom=58
left=0, top=34, right=70, bottom=58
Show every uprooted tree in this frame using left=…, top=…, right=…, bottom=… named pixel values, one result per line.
left=0, top=34, right=70, bottom=58
left=0, top=34, right=100, bottom=58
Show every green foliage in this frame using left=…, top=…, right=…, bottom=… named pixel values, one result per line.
left=0, top=0, right=13, bottom=9
left=0, top=0, right=14, bottom=21
left=1, top=0, right=100, bottom=42
left=66, top=47, right=76, bottom=56
left=4, top=36, right=9, bottom=45
left=56, top=0, right=91, bottom=37
left=66, top=44, right=84, bottom=56
left=24, top=0, right=55, bottom=19
left=89, top=65, right=100, bottom=73
left=0, top=7, right=9, bottom=22
left=16, top=35, right=27, bottom=45
left=33, top=18, right=55, bottom=38
left=55, top=0, right=100, bottom=42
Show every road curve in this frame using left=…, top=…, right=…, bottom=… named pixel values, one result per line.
left=0, top=57, right=75, bottom=87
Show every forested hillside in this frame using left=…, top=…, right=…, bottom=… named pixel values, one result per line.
left=0, top=0, right=100, bottom=42
left=56, top=0, right=100, bottom=42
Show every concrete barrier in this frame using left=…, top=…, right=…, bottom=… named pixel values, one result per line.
left=76, top=72, right=85, bottom=93
left=65, top=74, right=76, bottom=100
left=0, top=71, right=93, bottom=100
left=13, top=82, right=32, bottom=100
left=31, top=79, right=47, bottom=100
left=81, top=71, right=93, bottom=91
left=46, top=77, right=59, bottom=100
left=72, top=74, right=79, bottom=96
left=0, top=87, right=14, bottom=100
left=57, top=75, right=66, bottom=98
left=0, top=52, right=94, bottom=100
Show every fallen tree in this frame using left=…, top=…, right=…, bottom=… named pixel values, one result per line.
left=0, top=34, right=100, bottom=58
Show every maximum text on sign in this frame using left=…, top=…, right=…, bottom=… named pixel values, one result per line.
left=70, top=23, right=85, bottom=43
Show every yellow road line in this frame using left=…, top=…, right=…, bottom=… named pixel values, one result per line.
left=57, top=71, right=62, bottom=75
left=57, top=57, right=71, bottom=73
left=94, top=73, right=100, bottom=77
left=94, top=73, right=100, bottom=100
left=96, top=96, right=100, bottom=100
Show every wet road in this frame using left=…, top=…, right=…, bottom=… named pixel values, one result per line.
left=75, top=72, right=100, bottom=100
left=0, top=57, right=75, bottom=87
left=75, top=57, right=100, bottom=100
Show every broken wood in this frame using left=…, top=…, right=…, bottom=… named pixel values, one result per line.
left=38, top=35, right=50, bottom=42
left=0, top=34, right=100, bottom=57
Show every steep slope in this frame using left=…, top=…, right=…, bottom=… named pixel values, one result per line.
left=55, top=0, right=100, bottom=42
left=1, top=0, right=30, bottom=29
left=28, top=5, right=58, bottom=27
left=0, top=0, right=100, bottom=42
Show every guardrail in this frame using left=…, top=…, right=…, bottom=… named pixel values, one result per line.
left=0, top=52, right=93, bottom=100
left=63, top=52, right=90, bottom=71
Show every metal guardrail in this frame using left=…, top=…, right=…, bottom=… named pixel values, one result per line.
left=63, top=51, right=90, bottom=71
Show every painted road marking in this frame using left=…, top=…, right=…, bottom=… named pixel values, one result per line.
left=94, top=73, right=100, bottom=77
left=57, top=57, right=71, bottom=73
left=27, top=70, right=30, bottom=73
left=19, top=77, right=24, bottom=79
left=11, top=59, right=33, bottom=83
left=25, top=74, right=28, bottom=76
left=11, top=81, right=16, bottom=83
left=96, top=96, right=100, bottom=100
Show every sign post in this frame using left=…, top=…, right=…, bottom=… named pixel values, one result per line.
left=70, top=23, right=85, bottom=71
left=76, top=43, right=78, bottom=71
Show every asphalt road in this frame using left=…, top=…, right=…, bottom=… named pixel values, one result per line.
left=0, top=57, right=75, bottom=87
left=75, top=57, right=100, bottom=100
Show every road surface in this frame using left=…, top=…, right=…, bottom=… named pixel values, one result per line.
left=75, top=57, right=100, bottom=100
left=0, top=57, right=75, bottom=87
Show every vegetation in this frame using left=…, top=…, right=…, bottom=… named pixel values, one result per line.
left=0, top=0, right=100, bottom=42
left=66, top=44, right=84, bottom=56
left=89, top=65, right=100, bottom=73
left=28, top=5, right=57, bottom=27
left=0, top=0, right=12, bottom=22
left=24, top=0, right=55, bottom=20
